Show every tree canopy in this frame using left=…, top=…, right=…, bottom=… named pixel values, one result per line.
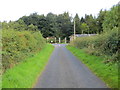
left=2, top=4, right=119, bottom=40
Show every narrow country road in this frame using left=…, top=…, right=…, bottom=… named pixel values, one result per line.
left=34, top=44, right=107, bottom=88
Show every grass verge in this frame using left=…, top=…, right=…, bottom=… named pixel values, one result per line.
left=66, top=45, right=118, bottom=88
left=2, top=44, right=54, bottom=88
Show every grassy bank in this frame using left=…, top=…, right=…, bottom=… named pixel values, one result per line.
left=2, top=44, right=54, bottom=88
left=67, top=46, right=118, bottom=88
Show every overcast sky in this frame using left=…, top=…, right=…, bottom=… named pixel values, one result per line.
left=0, top=0, right=119, bottom=22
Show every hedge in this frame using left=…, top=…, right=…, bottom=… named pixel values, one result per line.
left=70, top=27, right=119, bottom=62
left=2, top=29, right=46, bottom=71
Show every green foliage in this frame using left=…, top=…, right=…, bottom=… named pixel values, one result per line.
left=20, top=12, right=73, bottom=39
left=70, top=27, right=119, bottom=62
left=2, top=29, right=45, bottom=71
left=67, top=46, right=118, bottom=88
left=28, top=24, right=38, bottom=31
left=70, top=4, right=119, bottom=62
left=80, top=23, right=89, bottom=34
left=2, top=44, right=54, bottom=88
left=56, top=12, right=73, bottom=39
left=103, top=4, right=119, bottom=32
left=74, top=14, right=81, bottom=34
left=2, top=20, right=27, bottom=31
left=84, top=14, right=98, bottom=34
left=97, top=9, right=107, bottom=33
left=2, top=20, right=39, bottom=31
left=16, top=4, right=119, bottom=40
left=68, top=4, right=119, bottom=88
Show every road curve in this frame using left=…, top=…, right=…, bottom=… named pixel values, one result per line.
left=34, top=44, right=108, bottom=88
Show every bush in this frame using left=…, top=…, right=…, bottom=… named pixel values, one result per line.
left=2, top=29, right=46, bottom=71
left=70, top=27, right=119, bottom=62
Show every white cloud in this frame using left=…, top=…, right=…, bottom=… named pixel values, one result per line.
left=0, top=0, right=119, bottom=21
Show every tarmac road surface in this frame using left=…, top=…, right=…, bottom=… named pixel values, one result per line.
left=34, top=44, right=108, bottom=88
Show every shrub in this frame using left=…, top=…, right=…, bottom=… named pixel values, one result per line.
left=70, top=27, right=119, bottom=62
left=2, top=29, right=46, bottom=71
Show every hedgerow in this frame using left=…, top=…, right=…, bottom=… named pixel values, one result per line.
left=70, top=27, right=119, bottom=63
left=2, top=29, right=46, bottom=71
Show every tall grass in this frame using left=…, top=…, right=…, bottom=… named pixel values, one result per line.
left=2, top=44, right=54, bottom=88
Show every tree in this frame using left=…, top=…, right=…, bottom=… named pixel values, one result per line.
left=19, top=12, right=73, bottom=39
left=102, top=4, right=119, bottom=32
left=56, top=12, right=73, bottom=39
left=2, top=20, right=28, bottom=31
left=27, top=24, right=38, bottom=31
left=74, top=14, right=81, bottom=34
left=97, top=9, right=107, bottom=33
left=80, top=23, right=89, bottom=34
left=84, top=14, right=98, bottom=34
left=80, top=17, right=85, bottom=23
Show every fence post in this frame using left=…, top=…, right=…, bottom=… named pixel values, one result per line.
left=59, top=37, right=61, bottom=43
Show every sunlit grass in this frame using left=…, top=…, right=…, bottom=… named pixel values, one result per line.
left=67, top=45, right=118, bottom=88
left=2, top=44, right=54, bottom=88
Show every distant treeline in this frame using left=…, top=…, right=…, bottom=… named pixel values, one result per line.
left=2, top=3, right=119, bottom=40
